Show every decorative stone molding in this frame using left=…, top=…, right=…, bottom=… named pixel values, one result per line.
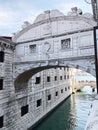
left=0, top=38, right=15, bottom=51
left=67, top=7, right=83, bottom=16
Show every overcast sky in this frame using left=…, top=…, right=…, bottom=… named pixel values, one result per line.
left=0, top=0, right=92, bottom=36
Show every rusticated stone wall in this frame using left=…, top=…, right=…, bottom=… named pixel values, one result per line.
left=0, top=37, right=18, bottom=130
left=0, top=37, right=73, bottom=130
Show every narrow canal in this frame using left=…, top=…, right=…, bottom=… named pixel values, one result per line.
left=33, top=86, right=96, bottom=130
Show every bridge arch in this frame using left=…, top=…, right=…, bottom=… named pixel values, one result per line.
left=14, top=59, right=95, bottom=88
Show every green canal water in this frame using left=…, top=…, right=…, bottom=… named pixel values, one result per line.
left=33, top=86, right=96, bottom=130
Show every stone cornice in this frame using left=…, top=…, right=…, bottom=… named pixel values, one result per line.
left=0, top=37, right=15, bottom=51
left=15, top=27, right=93, bottom=45
left=13, top=55, right=95, bottom=65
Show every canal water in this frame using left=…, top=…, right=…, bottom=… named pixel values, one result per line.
left=33, top=86, right=96, bottom=130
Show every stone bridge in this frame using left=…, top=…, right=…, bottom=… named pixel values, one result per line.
left=12, top=8, right=97, bottom=87
left=0, top=8, right=98, bottom=130
left=74, top=81, right=96, bottom=92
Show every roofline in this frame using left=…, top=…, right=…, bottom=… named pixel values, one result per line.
left=0, top=37, right=15, bottom=45
left=13, top=15, right=97, bottom=42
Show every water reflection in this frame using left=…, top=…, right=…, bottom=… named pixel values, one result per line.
left=33, top=86, right=95, bottom=130
left=33, top=96, right=76, bottom=130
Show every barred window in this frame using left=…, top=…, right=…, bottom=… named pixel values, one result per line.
left=29, top=44, right=36, bottom=53
left=61, top=38, right=71, bottom=50
left=55, top=91, right=58, bottom=96
left=0, top=79, right=3, bottom=90
left=21, top=105, right=28, bottom=116
left=54, top=76, right=57, bottom=81
left=64, top=75, right=66, bottom=80
left=60, top=76, right=62, bottom=80
left=0, top=116, right=3, bottom=128
left=35, top=77, right=41, bottom=84
left=65, top=87, right=67, bottom=91
left=48, top=95, right=51, bottom=100
left=0, top=51, right=4, bottom=62
left=61, top=89, right=63, bottom=93
left=37, top=99, right=42, bottom=107
left=47, top=76, right=50, bottom=82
